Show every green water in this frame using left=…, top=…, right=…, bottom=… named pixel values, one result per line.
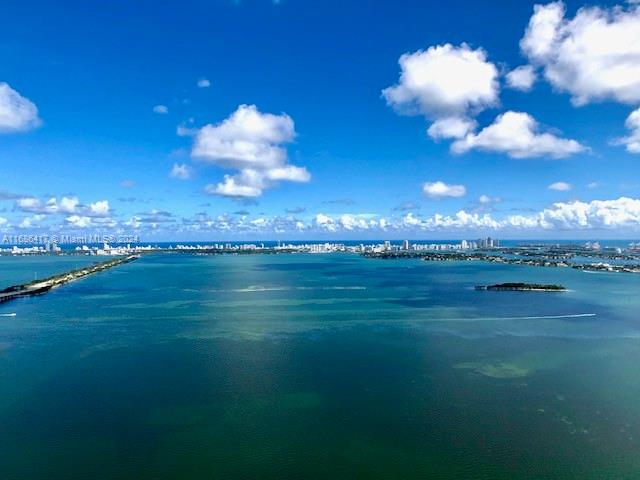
left=1, top=253, right=640, bottom=479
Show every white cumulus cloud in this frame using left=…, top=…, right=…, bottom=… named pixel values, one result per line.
left=313, top=213, right=337, bottom=232
left=14, top=196, right=110, bottom=218
left=14, top=197, right=638, bottom=235
left=452, top=111, right=585, bottom=158
left=313, top=213, right=386, bottom=232
left=479, top=194, right=501, bottom=204
left=402, top=211, right=501, bottom=230
left=153, top=105, right=168, bottom=114
left=512, top=197, right=640, bottom=229
left=206, top=175, right=262, bottom=198
left=383, top=43, right=499, bottom=139
left=87, top=200, right=110, bottom=217
left=169, top=163, right=192, bottom=180
left=401, top=198, right=640, bottom=232
left=59, top=196, right=80, bottom=213
left=423, top=181, right=466, bottom=199
left=265, top=165, right=311, bottom=182
left=0, top=82, right=41, bottom=133
left=65, top=215, right=93, bottom=228
left=505, top=65, right=537, bottom=91
left=191, top=104, right=310, bottom=197
left=18, top=214, right=45, bottom=229
left=197, top=78, right=211, bottom=88
left=427, top=117, right=478, bottom=140
left=521, top=1, right=640, bottom=106
left=615, top=107, right=640, bottom=153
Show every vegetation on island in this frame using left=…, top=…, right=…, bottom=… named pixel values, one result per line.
left=475, top=283, right=566, bottom=291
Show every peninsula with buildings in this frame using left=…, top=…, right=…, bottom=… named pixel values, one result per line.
left=360, top=238, right=640, bottom=274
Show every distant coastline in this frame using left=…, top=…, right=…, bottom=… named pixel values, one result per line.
left=1, top=239, right=639, bottom=274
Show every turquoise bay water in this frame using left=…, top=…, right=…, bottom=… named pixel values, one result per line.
left=0, top=255, right=101, bottom=290
left=1, top=253, right=640, bottom=478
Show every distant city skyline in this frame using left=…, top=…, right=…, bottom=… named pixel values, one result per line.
left=1, top=0, right=640, bottom=240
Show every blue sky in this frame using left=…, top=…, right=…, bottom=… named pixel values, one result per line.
left=1, top=0, right=639, bottom=240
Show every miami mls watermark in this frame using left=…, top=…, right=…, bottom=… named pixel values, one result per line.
left=2, top=234, right=140, bottom=245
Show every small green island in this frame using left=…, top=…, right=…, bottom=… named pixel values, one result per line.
left=475, top=282, right=566, bottom=292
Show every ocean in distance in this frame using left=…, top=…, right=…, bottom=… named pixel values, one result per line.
left=1, top=252, right=640, bottom=479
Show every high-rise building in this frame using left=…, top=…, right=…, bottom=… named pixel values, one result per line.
left=476, top=237, right=497, bottom=249
left=402, top=240, right=410, bottom=250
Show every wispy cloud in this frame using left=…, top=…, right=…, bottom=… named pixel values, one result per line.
left=285, top=206, right=306, bottom=214
left=548, top=181, right=572, bottom=192
left=322, top=198, right=355, bottom=206
left=169, top=163, right=192, bottom=180
left=392, top=201, right=420, bottom=211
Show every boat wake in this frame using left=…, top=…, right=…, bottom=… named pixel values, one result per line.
left=0, top=313, right=17, bottom=317
left=447, top=313, right=597, bottom=322
left=213, top=285, right=367, bottom=293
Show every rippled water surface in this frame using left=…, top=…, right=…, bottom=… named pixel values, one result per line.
left=1, top=253, right=640, bottom=479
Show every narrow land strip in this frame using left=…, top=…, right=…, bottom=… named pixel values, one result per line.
left=0, top=255, right=139, bottom=304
